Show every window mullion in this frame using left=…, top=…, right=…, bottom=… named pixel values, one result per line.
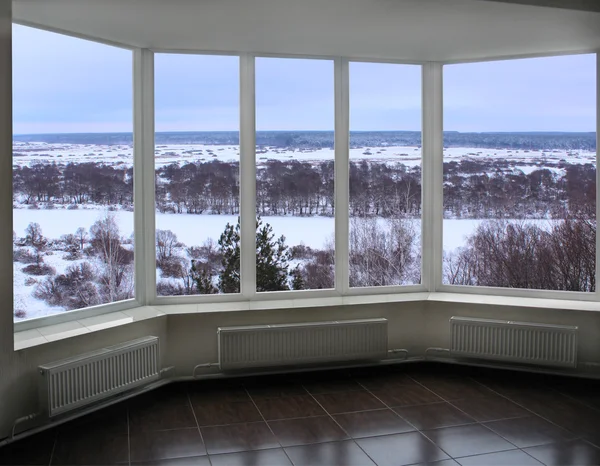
left=596, top=52, right=600, bottom=300
left=334, top=57, right=350, bottom=295
left=421, top=62, right=444, bottom=292
left=240, top=54, right=257, bottom=299
left=133, top=48, right=155, bottom=305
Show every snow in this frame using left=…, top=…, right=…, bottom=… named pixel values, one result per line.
left=14, top=141, right=596, bottom=170
left=11, top=140, right=596, bottom=322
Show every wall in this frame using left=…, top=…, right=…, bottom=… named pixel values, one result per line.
left=3, top=297, right=600, bottom=439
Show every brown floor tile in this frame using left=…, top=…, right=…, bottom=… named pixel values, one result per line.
left=268, top=416, right=348, bottom=446
left=451, top=395, right=530, bottom=422
left=245, top=378, right=308, bottom=399
left=285, top=440, right=376, bottom=466
left=129, top=399, right=197, bottom=432
left=188, top=386, right=250, bottom=405
left=423, top=424, right=516, bottom=458
left=523, top=439, right=600, bottom=466
left=254, top=394, right=325, bottom=420
left=52, top=431, right=129, bottom=465
left=395, top=402, right=476, bottom=430
left=484, top=416, right=576, bottom=448
left=210, top=448, right=293, bottom=466
left=129, top=428, right=206, bottom=463
left=455, top=449, right=542, bottom=465
left=191, top=400, right=262, bottom=426
left=370, top=384, right=444, bottom=407
left=201, top=421, right=279, bottom=454
left=357, top=431, right=450, bottom=466
left=414, top=375, right=495, bottom=401
left=303, top=378, right=363, bottom=394
left=508, top=391, right=600, bottom=434
left=0, top=430, right=56, bottom=466
left=131, top=457, right=210, bottom=466
left=313, top=390, right=385, bottom=414
left=131, top=384, right=190, bottom=407
left=60, top=403, right=128, bottom=436
left=355, top=372, right=417, bottom=391
left=333, top=409, right=415, bottom=438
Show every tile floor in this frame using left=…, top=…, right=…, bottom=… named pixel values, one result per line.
left=2, top=362, right=600, bottom=465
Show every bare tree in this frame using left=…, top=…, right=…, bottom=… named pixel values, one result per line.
left=90, top=212, right=134, bottom=302
left=349, top=217, right=418, bottom=287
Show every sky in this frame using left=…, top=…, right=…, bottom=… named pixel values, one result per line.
left=12, top=24, right=597, bottom=135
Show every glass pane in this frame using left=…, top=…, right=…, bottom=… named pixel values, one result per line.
left=349, top=62, right=422, bottom=287
left=255, top=57, right=334, bottom=292
left=12, top=25, right=133, bottom=322
left=155, top=54, right=240, bottom=295
left=443, top=54, right=597, bottom=291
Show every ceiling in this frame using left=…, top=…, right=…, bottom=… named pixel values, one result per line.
left=12, top=0, right=600, bottom=62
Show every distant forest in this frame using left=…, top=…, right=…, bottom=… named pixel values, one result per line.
left=12, top=158, right=595, bottom=220
left=13, top=130, right=597, bottom=151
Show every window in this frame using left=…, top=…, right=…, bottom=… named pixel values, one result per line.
left=349, top=62, right=422, bottom=288
left=443, top=54, right=597, bottom=292
left=12, top=25, right=133, bottom=322
left=154, top=54, right=240, bottom=296
left=255, top=57, right=335, bottom=292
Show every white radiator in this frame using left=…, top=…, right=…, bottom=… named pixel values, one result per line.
left=39, top=336, right=160, bottom=417
left=218, top=319, right=388, bottom=371
left=450, top=317, right=577, bottom=368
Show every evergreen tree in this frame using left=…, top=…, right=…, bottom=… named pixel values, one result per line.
left=217, top=221, right=241, bottom=293
left=256, top=218, right=290, bottom=292
left=190, top=260, right=218, bottom=294
left=211, top=217, right=291, bottom=293
left=290, top=266, right=305, bottom=290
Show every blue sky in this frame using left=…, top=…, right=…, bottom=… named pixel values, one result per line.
left=13, top=24, right=597, bottom=135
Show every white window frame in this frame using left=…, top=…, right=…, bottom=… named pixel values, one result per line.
left=10, top=21, right=600, bottom=332
left=436, top=52, right=600, bottom=302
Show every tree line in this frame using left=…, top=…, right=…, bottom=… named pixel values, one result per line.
left=12, top=158, right=595, bottom=221
left=444, top=218, right=596, bottom=292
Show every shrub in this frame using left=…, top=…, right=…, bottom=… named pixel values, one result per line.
left=23, top=264, right=55, bottom=276
left=13, top=248, right=36, bottom=264
left=156, top=280, right=185, bottom=296
left=14, top=309, right=26, bottom=319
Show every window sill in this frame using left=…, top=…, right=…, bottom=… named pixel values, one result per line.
left=14, top=291, right=600, bottom=350
left=14, top=306, right=166, bottom=351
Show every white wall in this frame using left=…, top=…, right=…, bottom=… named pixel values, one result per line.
left=4, top=299, right=600, bottom=439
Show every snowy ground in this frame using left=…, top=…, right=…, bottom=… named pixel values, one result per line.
left=13, top=141, right=596, bottom=170
left=12, top=140, right=596, bottom=322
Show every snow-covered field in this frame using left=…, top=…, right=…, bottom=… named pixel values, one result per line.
left=11, top=140, right=597, bottom=321
left=13, top=141, right=597, bottom=170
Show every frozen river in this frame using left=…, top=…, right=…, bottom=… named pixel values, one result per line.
left=13, top=208, right=557, bottom=253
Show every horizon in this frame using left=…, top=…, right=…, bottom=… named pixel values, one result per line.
left=12, top=129, right=598, bottom=137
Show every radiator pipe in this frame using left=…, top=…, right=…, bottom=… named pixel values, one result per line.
left=192, top=362, right=219, bottom=378
left=11, top=413, right=40, bottom=439
left=387, top=349, right=409, bottom=360
left=425, top=347, right=451, bottom=358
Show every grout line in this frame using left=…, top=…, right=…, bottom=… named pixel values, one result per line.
left=47, top=430, right=58, bottom=466
left=353, top=374, right=455, bottom=461
left=466, top=375, right=585, bottom=437
left=187, top=387, right=213, bottom=466
left=244, top=386, right=295, bottom=465
left=300, top=382, right=380, bottom=466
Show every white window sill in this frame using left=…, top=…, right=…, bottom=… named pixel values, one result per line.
left=13, top=291, right=600, bottom=350
left=14, top=306, right=166, bottom=351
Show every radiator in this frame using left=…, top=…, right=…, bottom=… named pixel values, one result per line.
left=450, top=317, right=577, bottom=368
left=218, top=319, right=388, bottom=371
left=39, top=336, right=160, bottom=417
